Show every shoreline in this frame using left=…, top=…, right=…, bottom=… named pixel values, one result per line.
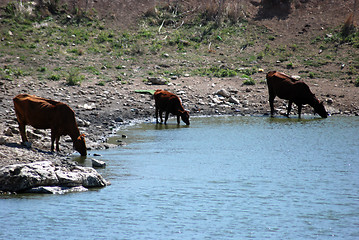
left=1, top=74, right=359, bottom=169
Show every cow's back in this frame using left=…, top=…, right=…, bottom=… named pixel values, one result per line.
left=154, top=90, right=182, bottom=114
left=267, top=71, right=302, bottom=100
left=13, top=94, right=74, bottom=130
left=267, top=71, right=296, bottom=88
left=267, top=71, right=315, bottom=101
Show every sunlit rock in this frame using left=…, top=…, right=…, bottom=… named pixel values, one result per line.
left=0, top=161, right=110, bottom=193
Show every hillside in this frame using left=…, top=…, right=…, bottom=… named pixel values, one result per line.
left=1, top=0, right=358, bottom=114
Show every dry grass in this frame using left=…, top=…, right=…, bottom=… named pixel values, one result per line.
left=199, top=0, right=245, bottom=25
left=342, top=13, right=355, bottom=37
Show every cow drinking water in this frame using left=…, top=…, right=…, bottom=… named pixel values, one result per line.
left=13, top=94, right=87, bottom=156
left=266, top=71, right=328, bottom=118
left=154, top=89, right=190, bottom=125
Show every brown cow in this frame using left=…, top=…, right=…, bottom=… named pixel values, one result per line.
left=154, top=89, right=190, bottom=125
left=13, top=94, right=87, bottom=156
left=266, top=71, right=328, bottom=118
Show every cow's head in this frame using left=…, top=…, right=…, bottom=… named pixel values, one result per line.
left=180, top=110, right=190, bottom=125
left=314, top=101, right=328, bottom=118
left=74, top=134, right=87, bottom=156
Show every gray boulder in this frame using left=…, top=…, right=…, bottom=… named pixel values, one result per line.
left=0, top=161, right=110, bottom=193
left=91, top=158, right=106, bottom=168
left=216, top=89, right=231, bottom=98
left=147, top=77, right=167, bottom=85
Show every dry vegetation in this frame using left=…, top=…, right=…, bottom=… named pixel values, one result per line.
left=1, top=0, right=358, bottom=83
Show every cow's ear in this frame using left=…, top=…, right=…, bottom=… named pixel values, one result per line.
left=79, top=134, right=86, bottom=139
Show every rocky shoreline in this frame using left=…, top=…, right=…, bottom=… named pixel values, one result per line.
left=1, top=73, right=358, bottom=194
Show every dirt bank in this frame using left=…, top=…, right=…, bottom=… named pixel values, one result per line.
left=1, top=71, right=358, bottom=168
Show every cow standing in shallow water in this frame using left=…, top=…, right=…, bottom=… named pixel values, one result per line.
left=154, top=89, right=190, bottom=125
left=13, top=94, right=87, bottom=156
left=266, top=71, right=328, bottom=118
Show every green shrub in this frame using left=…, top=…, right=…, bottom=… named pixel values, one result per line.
left=96, top=31, right=113, bottom=43
left=211, top=67, right=237, bottom=77
left=192, top=66, right=259, bottom=78
left=86, top=66, right=99, bottom=75
left=66, top=68, right=84, bottom=86
left=1, top=66, right=25, bottom=80
left=290, top=44, right=297, bottom=51
left=68, top=48, right=84, bottom=55
left=38, top=67, right=47, bottom=72
left=242, top=74, right=255, bottom=85
left=355, top=77, right=359, bottom=87
left=237, top=67, right=257, bottom=76
left=268, top=35, right=275, bottom=41
left=149, top=41, right=163, bottom=54
left=48, top=73, right=60, bottom=81
left=97, top=81, right=105, bottom=86
left=13, top=68, right=24, bottom=78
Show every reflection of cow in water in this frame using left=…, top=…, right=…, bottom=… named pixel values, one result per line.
left=266, top=71, right=328, bottom=118
left=13, top=94, right=87, bottom=156
left=154, top=89, right=190, bottom=125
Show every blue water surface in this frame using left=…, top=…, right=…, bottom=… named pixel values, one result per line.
left=1, top=116, right=359, bottom=239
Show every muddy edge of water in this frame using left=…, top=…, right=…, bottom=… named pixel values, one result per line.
left=1, top=76, right=358, bottom=168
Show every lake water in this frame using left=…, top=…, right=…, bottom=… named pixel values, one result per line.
left=1, top=116, right=359, bottom=239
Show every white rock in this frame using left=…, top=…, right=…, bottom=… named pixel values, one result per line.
left=92, top=159, right=106, bottom=168
left=81, top=103, right=96, bottom=110
left=77, top=118, right=90, bottom=127
left=216, top=89, right=231, bottom=98
left=0, top=161, right=110, bottom=192
left=229, top=96, right=240, bottom=104
left=211, top=96, right=222, bottom=104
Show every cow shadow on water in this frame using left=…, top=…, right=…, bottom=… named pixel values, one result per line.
left=266, top=114, right=327, bottom=125
left=72, top=155, right=87, bottom=166
left=154, top=123, right=190, bottom=130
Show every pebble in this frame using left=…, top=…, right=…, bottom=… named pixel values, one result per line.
left=229, top=96, right=240, bottom=104
left=91, top=158, right=106, bottom=168
left=216, top=89, right=231, bottom=98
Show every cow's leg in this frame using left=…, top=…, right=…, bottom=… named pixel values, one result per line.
left=18, top=122, right=28, bottom=143
left=15, top=114, right=28, bottom=143
left=286, top=101, right=293, bottom=117
left=164, top=111, right=169, bottom=125
left=297, top=103, right=302, bottom=118
left=269, top=95, right=275, bottom=117
left=56, top=136, right=60, bottom=152
left=51, top=131, right=56, bottom=152
left=177, top=114, right=180, bottom=124
left=159, top=110, right=163, bottom=123
left=155, top=107, right=159, bottom=123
